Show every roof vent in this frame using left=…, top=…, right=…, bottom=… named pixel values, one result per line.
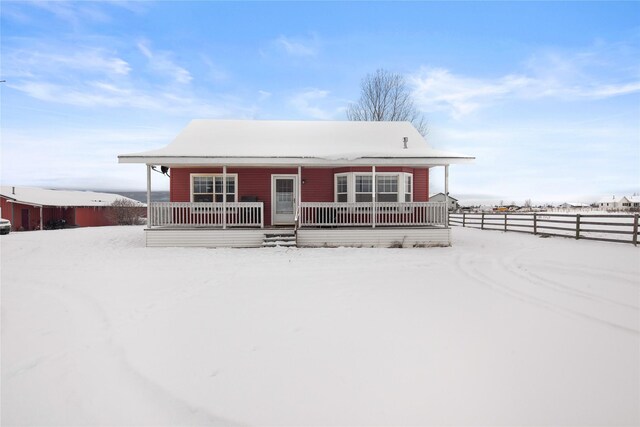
left=403, top=137, right=408, bottom=149
left=12, top=186, right=15, bottom=195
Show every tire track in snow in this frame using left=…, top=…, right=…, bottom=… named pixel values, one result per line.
left=455, top=253, right=639, bottom=335
left=2, top=280, right=244, bottom=426
left=524, top=260, right=639, bottom=289
left=503, top=256, right=639, bottom=311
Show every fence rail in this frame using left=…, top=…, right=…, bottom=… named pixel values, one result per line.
left=450, top=212, right=639, bottom=245
left=299, top=201, right=447, bottom=227
left=149, top=202, right=264, bottom=228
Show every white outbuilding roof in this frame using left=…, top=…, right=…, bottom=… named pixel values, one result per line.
left=118, top=120, right=474, bottom=167
left=0, top=186, right=144, bottom=207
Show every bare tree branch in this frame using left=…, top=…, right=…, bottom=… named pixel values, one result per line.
left=347, top=69, right=427, bottom=136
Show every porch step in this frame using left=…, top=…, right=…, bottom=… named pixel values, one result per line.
left=262, top=231, right=297, bottom=248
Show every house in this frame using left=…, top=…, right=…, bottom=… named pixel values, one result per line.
left=598, top=195, right=630, bottom=211
left=429, top=192, right=459, bottom=211
left=0, top=186, right=145, bottom=231
left=627, top=196, right=640, bottom=210
left=118, top=120, right=473, bottom=248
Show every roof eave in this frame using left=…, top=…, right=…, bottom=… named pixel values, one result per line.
left=118, top=155, right=475, bottom=167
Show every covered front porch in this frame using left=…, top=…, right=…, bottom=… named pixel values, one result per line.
left=142, top=164, right=453, bottom=248
left=144, top=201, right=450, bottom=247
left=144, top=199, right=452, bottom=248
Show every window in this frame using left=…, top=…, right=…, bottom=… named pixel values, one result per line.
left=193, top=176, right=214, bottom=202
left=405, top=175, right=413, bottom=202
left=355, top=176, right=373, bottom=202
left=336, top=175, right=348, bottom=202
left=376, top=176, right=398, bottom=202
left=191, top=174, right=237, bottom=202
left=334, top=172, right=413, bottom=203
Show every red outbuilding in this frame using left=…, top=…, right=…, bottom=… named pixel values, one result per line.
left=0, top=186, right=145, bottom=231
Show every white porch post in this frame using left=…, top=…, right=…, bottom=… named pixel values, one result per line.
left=372, top=165, right=376, bottom=228
left=223, top=165, right=227, bottom=229
left=146, top=164, right=151, bottom=229
left=297, top=165, right=302, bottom=209
left=39, top=206, right=43, bottom=231
left=444, top=164, right=449, bottom=227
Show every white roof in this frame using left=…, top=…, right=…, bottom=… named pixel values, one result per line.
left=560, top=202, right=590, bottom=207
left=430, top=192, right=459, bottom=201
left=0, top=186, right=145, bottom=207
left=118, top=120, right=474, bottom=167
left=627, top=196, right=640, bottom=203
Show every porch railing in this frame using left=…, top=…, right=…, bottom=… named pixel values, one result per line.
left=149, top=202, right=264, bottom=228
left=298, top=201, right=447, bottom=227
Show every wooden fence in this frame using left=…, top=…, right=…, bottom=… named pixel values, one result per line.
left=449, top=212, right=639, bottom=245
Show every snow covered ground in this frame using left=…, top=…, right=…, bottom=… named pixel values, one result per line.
left=1, top=226, right=638, bottom=426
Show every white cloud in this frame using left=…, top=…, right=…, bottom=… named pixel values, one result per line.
left=410, top=46, right=640, bottom=119
left=3, top=40, right=248, bottom=118
left=137, top=40, right=193, bottom=84
left=1, top=127, right=177, bottom=191
left=28, top=1, right=111, bottom=26
left=271, top=34, right=319, bottom=57
left=200, top=56, right=228, bottom=82
left=6, top=48, right=131, bottom=78
left=258, top=90, right=272, bottom=101
left=3, top=1, right=148, bottom=28
left=410, top=68, right=533, bottom=118
left=289, top=89, right=335, bottom=119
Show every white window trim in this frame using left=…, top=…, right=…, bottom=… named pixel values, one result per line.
left=355, top=174, right=373, bottom=202
left=404, top=174, right=413, bottom=202
left=335, top=173, right=349, bottom=202
left=190, top=173, right=239, bottom=203
left=334, top=172, right=413, bottom=203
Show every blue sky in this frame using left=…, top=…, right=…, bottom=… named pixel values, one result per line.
left=1, top=1, right=639, bottom=204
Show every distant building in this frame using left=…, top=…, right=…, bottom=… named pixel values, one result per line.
left=558, top=202, right=590, bottom=209
left=0, top=186, right=145, bottom=231
left=598, top=195, right=636, bottom=211
left=429, top=192, right=459, bottom=211
left=627, top=196, right=640, bottom=210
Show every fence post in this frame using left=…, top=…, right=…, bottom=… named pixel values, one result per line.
left=463, top=212, right=466, bottom=227
left=533, top=213, right=537, bottom=235
left=481, top=212, right=485, bottom=230
left=504, top=213, right=508, bottom=232
left=633, top=214, right=638, bottom=246
left=575, top=213, right=581, bottom=240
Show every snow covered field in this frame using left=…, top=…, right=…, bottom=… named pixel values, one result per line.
left=1, top=226, right=638, bottom=426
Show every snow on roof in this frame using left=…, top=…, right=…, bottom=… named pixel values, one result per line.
left=560, top=202, right=591, bottom=207
left=430, top=192, right=459, bottom=201
left=0, top=186, right=145, bottom=207
left=119, top=120, right=474, bottom=166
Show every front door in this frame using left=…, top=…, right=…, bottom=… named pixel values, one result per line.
left=271, top=175, right=297, bottom=225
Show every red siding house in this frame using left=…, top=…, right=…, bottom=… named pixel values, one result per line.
left=0, top=186, right=144, bottom=231
left=119, top=120, right=473, bottom=247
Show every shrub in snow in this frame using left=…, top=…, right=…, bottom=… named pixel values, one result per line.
left=106, top=199, right=144, bottom=225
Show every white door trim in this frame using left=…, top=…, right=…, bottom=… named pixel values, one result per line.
left=271, top=174, right=298, bottom=225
